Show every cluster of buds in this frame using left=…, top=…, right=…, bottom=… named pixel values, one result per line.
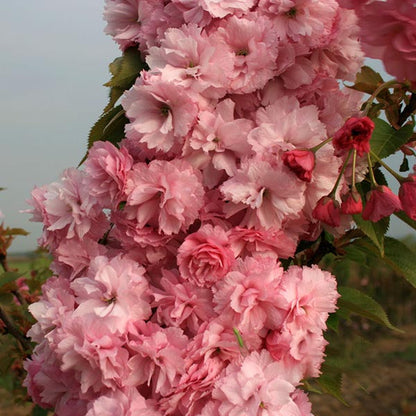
left=283, top=114, right=416, bottom=228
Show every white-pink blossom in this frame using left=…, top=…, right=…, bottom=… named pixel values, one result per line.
left=212, top=350, right=296, bottom=416
left=124, top=159, right=205, bottom=235
left=123, top=73, right=199, bottom=154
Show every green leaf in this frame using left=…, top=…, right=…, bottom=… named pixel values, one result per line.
left=0, top=271, right=22, bottom=289
left=103, top=86, right=125, bottom=113
left=352, top=214, right=389, bottom=256
left=31, top=405, right=50, bottom=416
left=80, top=105, right=129, bottom=165
left=103, top=47, right=148, bottom=112
left=370, top=119, right=414, bottom=159
left=0, top=293, right=14, bottom=304
left=326, top=312, right=340, bottom=333
left=317, top=370, right=347, bottom=405
left=348, top=66, right=384, bottom=94
left=89, top=105, right=127, bottom=147
left=338, top=286, right=400, bottom=332
left=382, top=237, right=416, bottom=288
left=104, top=47, right=147, bottom=90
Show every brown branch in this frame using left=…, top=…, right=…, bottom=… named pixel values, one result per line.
left=398, top=93, right=416, bottom=127
left=0, top=253, right=9, bottom=273
left=0, top=306, right=31, bottom=352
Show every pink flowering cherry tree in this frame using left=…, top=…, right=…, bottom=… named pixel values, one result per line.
left=0, top=0, right=412, bottom=415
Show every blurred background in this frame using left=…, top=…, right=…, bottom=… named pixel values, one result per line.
left=0, top=1, right=118, bottom=252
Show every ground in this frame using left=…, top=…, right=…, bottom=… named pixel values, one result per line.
left=311, top=324, right=416, bottom=416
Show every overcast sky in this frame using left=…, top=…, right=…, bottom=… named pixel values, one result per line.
left=0, top=1, right=118, bottom=252
left=0, top=2, right=413, bottom=253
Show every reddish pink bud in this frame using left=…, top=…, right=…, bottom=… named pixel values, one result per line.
left=282, top=149, right=315, bottom=182
left=399, top=174, right=416, bottom=220
left=362, top=185, right=402, bottom=222
left=333, top=117, right=375, bottom=157
left=312, top=196, right=341, bottom=227
left=341, top=189, right=363, bottom=214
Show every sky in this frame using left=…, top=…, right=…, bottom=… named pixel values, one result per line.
left=0, top=1, right=119, bottom=252
left=0, top=2, right=414, bottom=253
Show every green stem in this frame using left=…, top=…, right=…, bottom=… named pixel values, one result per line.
left=370, top=151, right=406, bottom=183
left=367, top=153, right=378, bottom=187
left=310, top=137, right=333, bottom=153
left=394, top=211, right=416, bottom=232
left=352, top=150, right=357, bottom=189
left=363, top=79, right=400, bottom=116
left=329, top=150, right=353, bottom=198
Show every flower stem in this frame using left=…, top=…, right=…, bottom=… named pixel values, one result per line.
left=352, top=150, right=357, bottom=189
left=394, top=211, right=416, bottom=232
left=366, top=153, right=378, bottom=187
left=369, top=151, right=406, bottom=183
left=310, top=137, right=333, bottom=153
left=329, top=150, right=353, bottom=198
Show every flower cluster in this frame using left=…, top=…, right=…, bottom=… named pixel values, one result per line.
left=23, top=0, right=398, bottom=415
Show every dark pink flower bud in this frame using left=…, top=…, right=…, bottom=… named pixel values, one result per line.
left=333, top=117, right=375, bottom=157
left=362, top=185, right=402, bottom=222
left=312, top=196, right=341, bottom=227
left=341, top=189, right=363, bottom=215
left=399, top=174, right=416, bottom=220
left=282, top=149, right=315, bottom=182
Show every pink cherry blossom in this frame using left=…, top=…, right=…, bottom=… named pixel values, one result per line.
left=151, top=269, right=216, bottom=336
left=27, top=169, right=109, bottom=249
left=360, top=0, right=416, bottom=81
left=399, top=170, right=416, bottom=220
left=333, top=116, right=375, bottom=157
left=279, top=265, right=339, bottom=332
left=214, top=14, right=279, bottom=94
left=228, top=226, right=297, bottom=260
left=84, top=141, right=133, bottom=209
left=213, top=257, right=286, bottom=333
left=260, top=0, right=338, bottom=48
left=221, top=158, right=306, bottom=229
left=362, top=185, right=402, bottom=222
left=51, top=237, right=107, bottom=281
left=54, top=316, right=130, bottom=394
left=123, top=73, right=199, bottom=154
left=266, top=326, right=328, bottom=379
left=124, top=159, right=205, bottom=235
left=104, top=0, right=184, bottom=53
left=24, top=342, right=88, bottom=413
left=312, top=196, right=341, bottom=228
left=177, top=224, right=235, bottom=287
left=248, top=96, right=325, bottom=159
left=188, top=98, right=254, bottom=178
left=212, top=350, right=296, bottom=416
left=282, top=149, right=315, bottom=182
left=70, top=255, right=151, bottom=334
left=127, top=321, right=188, bottom=396
left=341, top=189, right=363, bottom=215
left=147, top=24, right=235, bottom=99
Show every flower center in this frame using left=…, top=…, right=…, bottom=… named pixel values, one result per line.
left=236, top=48, right=249, bottom=56
left=160, top=103, right=170, bottom=117
left=286, top=7, right=297, bottom=18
